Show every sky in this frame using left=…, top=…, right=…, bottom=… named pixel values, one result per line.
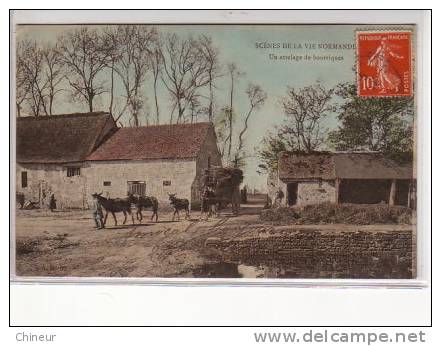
left=16, top=24, right=411, bottom=192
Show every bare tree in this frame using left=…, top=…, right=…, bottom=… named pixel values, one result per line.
left=233, top=83, right=267, bottom=165
left=17, top=40, right=49, bottom=116
left=149, top=41, right=163, bottom=124
left=101, top=28, right=121, bottom=116
left=225, top=63, right=244, bottom=160
left=161, top=33, right=210, bottom=123
left=198, top=35, right=222, bottom=123
left=188, top=94, right=205, bottom=123
left=16, top=40, right=64, bottom=117
left=104, top=25, right=156, bottom=126
left=42, top=45, right=64, bottom=115
left=15, top=40, right=32, bottom=116
left=58, top=27, right=111, bottom=112
left=280, top=84, right=336, bottom=152
left=214, top=106, right=230, bottom=159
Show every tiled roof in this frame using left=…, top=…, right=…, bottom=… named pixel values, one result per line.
left=279, top=152, right=414, bottom=180
left=16, top=112, right=116, bottom=163
left=87, top=122, right=213, bottom=161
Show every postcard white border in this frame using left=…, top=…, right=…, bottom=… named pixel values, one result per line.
left=9, top=9, right=431, bottom=326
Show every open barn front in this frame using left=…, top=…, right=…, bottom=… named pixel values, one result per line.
left=275, top=152, right=414, bottom=208
left=339, top=179, right=390, bottom=204
left=339, top=179, right=411, bottom=206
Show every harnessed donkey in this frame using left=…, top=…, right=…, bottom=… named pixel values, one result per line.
left=92, top=192, right=134, bottom=226
left=127, top=194, right=159, bottom=222
left=168, top=193, right=190, bottom=221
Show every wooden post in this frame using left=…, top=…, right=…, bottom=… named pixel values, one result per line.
left=389, top=179, right=397, bottom=206
left=408, top=179, right=416, bottom=209
left=335, top=178, right=340, bottom=204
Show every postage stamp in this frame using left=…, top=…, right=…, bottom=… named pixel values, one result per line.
left=357, top=30, right=413, bottom=97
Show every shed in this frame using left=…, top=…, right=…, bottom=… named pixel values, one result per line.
left=271, top=152, right=415, bottom=207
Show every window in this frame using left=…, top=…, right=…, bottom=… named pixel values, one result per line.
left=103, top=181, right=111, bottom=186
left=66, top=167, right=81, bottom=177
left=163, top=180, right=171, bottom=186
left=128, top=181, right=146, bottom=196
left=21, top=171, right=27, bottom=188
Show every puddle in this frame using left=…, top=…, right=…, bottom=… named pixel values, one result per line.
left=192, top=254, right=412, bottom=279
left=192, top=262, right=241, bottom=278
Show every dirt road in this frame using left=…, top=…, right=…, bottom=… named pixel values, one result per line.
left=14, top=203, right=414, bottom=278
left=14, top=204, right=261, bottom=277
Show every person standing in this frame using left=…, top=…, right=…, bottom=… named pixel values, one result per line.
left=92, top=194, right=104, bottom=229
left=49, top=194, right=57, bottom=212
left=275, top=188, right=284, bottom=208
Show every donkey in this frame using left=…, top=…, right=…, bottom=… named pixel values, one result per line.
left=92, top=192, right=133, bottom=226
left=127, top=194, right=159, bottom=222
left=168, top=193, right=190, bottom=221
left=200, top=187, right=218, bottom=220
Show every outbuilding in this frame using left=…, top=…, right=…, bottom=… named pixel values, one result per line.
left=268, top=151, right=415, bottom=208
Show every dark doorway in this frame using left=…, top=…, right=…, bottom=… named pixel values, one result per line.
left=339, top=179, right=390, bottom=204
left=396, top=180, right=411, bottom=206
left=287, top=183, right=298, bottom=206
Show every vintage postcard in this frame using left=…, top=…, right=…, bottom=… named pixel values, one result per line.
left=12, top=23, right=418, bottom=280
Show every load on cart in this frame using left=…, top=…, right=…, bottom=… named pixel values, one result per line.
left=201, top=166, right=243, bottom=217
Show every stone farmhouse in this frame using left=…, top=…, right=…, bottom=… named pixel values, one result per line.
left=16, top=112, right=221, bottom=209
left=268, top=151, right=416, bottom=208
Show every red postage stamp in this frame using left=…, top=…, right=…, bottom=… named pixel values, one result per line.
left=357, top=31, right=412, bottom=97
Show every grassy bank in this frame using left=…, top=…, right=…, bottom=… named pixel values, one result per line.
left=260, top=203, right=414, bottom=225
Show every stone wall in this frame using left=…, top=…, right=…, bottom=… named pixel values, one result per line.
left=16, top=159, right=197, bottom=209
left=16, top=163, right=88, bottom=209
left=85, top=159, right=197, bottom=206
left=267, top=174, right=336, bottom=207
left=297, top=180, right=336, bottom=205
left=207, top=228, right=415, bottom=279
